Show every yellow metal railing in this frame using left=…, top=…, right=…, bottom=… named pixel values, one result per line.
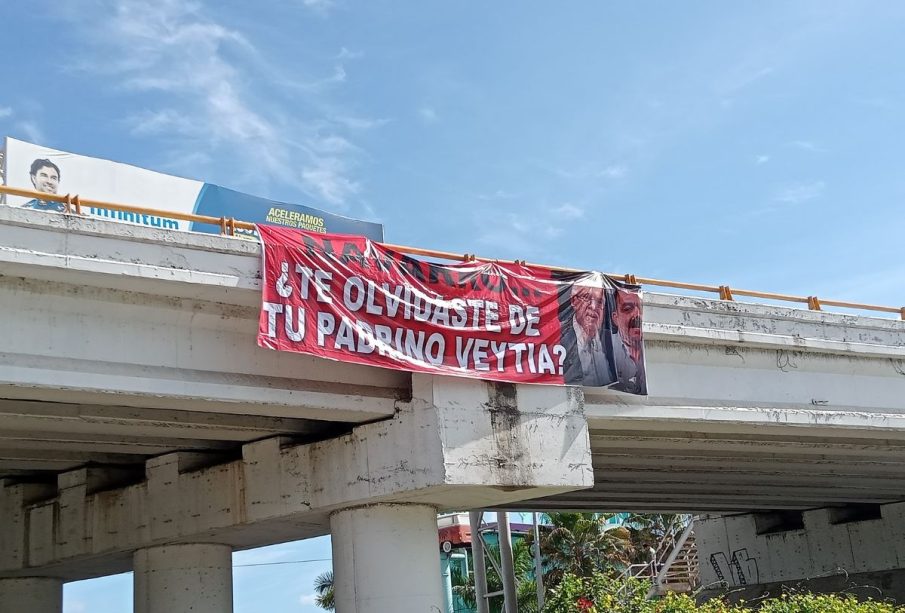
left=2, top=184, right=903, bottom=320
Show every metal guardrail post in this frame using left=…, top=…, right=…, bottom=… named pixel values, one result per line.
left=469, top=511, right=490, bottom=613
left=533, top=512, right=545, bottom=611
left=497, top=512, right=518, bottom=613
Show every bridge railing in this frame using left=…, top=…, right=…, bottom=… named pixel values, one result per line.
left=2, top=184, right=903, bottom=321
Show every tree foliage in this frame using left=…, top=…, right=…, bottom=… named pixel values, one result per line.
left=543, top=572, right=905, bottom=613
left=451, top=538, right=539, bottom=613
left=312, top=512, right=904, bottom=613
left=536, top=512, right=633, bottom=585
left=313, top=570, right=335, bottom=611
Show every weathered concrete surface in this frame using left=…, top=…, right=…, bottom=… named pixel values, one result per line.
left=0, top=207, right=406, bottom=440
left=0, top=375, right=591, bottom=581
left=699, top=570, right=905, bottom=604
left=331, top=504, right=443, bottom=613
left=3, top=204, right=905, bottom=589
left=695, top=503, right=905, bottom=600
left=134, top=544, right=233, bottom=613
left=512, top=295, right=905, bottom=512
left=0, top=577, right=62, bottom=613
left=3, top=206, right=904, bottom=503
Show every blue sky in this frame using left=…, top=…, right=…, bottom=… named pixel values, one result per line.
left=3, top=0, right=905, bottom=610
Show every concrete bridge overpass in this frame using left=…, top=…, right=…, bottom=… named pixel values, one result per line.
left=0, top=206, right=903, bottom=611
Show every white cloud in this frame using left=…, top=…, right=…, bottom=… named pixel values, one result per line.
left=775, top=180, right=825, bottom=204
left=329, top=64, right=347, bottom=84
left=312, top=135, right=358, bottom=155
left=302, top=0, right=336, bottom=14
left=302, top=159, right=360, bottom=205
left=63, top=601, right=87, bottom=613
left=0, top=105, right=45, bottom=144
left=542, top=225, right=564, bottom=239
left=755, top=154, right=770, bottom=165
left=15, top=120, right=45, bottom=143
left=336, top=47, right=363, bottom=60
left=127, top=109, right=197, bottom=136
left=300, top=593, right=319, bottom=605
left=787, top=140, right=828, bottom=153
left=419, top=107, right=438, bottom=123
left=476, top=189, right=517, bottom=201
left=67, top=0, right=365, bottom=208
left=597, top=164, right=627, bottom=179
left=552, top=203, right=584, bottom=219
left=715, top=65, right=774, bottom=96
left=556, top=162, right=627, bottom=181
left=476, top=204, right=579, bottom=255
left=331, top=115, right=390, bottom=130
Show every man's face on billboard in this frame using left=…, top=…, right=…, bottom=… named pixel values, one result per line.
left=31, top=165, right=59, bottom=194
left=613, top=290, right=642, bottom=344
left=570, top=286, right=605, bottom=337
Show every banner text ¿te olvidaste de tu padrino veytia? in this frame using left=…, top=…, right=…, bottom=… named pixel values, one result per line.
left=256, top=224, right=647, bottom=393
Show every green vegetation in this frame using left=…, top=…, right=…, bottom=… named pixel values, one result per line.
left=451, top=539, right=539, bottom=613
left=312, top=570, right=334, bottom=611
left=312, top=512, right=903, bottom=612
left=543, top=572, right=905, bottom=613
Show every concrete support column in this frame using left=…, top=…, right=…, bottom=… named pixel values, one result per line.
left=134, top=544, right=233, bottom=613
left=331, top=504, right=443, bottom=613
left=0, top=577, right=62, bottom=613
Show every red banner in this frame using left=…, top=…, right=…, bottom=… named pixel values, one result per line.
left=256, top=225, right=647, bottom=393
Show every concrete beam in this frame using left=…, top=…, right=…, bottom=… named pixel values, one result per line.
left=0, top=400, right=327, bottom=441
left=0, top=577, right=62, bottom=613
left=0, top=375, right=591, bottom=581
left=0, top=274, right=405, bottom=424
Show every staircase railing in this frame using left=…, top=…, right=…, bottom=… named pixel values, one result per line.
left=651, top=517, right=698, bottom=595
left=615, top=515, right=700, bottom=598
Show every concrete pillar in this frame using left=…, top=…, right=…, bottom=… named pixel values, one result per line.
left=331, top=504, right=443, bottom=613
left=0, top=577, right=62, bottom=613
left=134, top=543, right=233, bottom=613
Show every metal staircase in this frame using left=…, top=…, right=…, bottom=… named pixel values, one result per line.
left=650, top=518, right=699, bottom=595
left=616, top=515, right=700, bottom=598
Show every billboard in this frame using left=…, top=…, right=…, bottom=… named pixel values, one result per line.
left=0, top=137, right=383, bottom=240
left=257, top=224, right=647, bottom=393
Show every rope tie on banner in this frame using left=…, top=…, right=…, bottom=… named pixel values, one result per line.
left=64, top=194, right=73, bottom=215
left=900, top=307, right=905, bottom=321
left=219, top=217, right=227, bottom=235
left=719, top=285, right=734, bottom=301
left=227, top=217, right=236, bottom=236
left=72, top=195, right=82, bottom=216
left=807, top=296, right=822, bottom=311
left=623, top=274, right=638, bottom=285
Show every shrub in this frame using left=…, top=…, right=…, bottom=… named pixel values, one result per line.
left=542, top=573, right=904, bottom=613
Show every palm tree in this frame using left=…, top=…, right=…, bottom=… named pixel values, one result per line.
left=622, top=513, right=685, bottom=566
left=452, top=538, right=539, bottom=613
left=313, top=570, right=335, bottom=611
left=537, top=513, right=633, bottom=585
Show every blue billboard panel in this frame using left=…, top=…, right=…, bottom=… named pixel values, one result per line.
left=191, top=184, right=383, bottom=241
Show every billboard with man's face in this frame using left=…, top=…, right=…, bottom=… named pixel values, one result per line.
left=0, top=137, right=384, bottom=240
